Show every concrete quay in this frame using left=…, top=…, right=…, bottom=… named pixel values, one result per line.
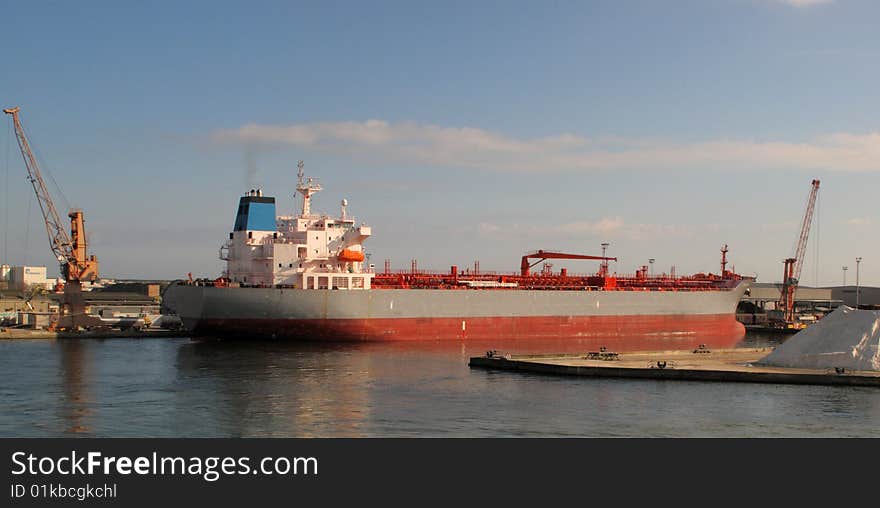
left=0, top=328, right=185, bottom=340
left=469, top=347, right=880, bottom=387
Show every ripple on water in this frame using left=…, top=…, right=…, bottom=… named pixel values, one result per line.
left=0, top=334, right=878, bottom=437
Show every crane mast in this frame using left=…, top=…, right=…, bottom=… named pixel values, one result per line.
left=779, top=179, right=820, bottom=324
left=3, top=107, right=98, bottom=283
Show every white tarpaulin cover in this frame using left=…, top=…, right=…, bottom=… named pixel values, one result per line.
left=757, top=306, right=880, bottom=372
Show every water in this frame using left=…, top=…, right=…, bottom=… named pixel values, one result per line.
left=1, top=333, right=879, bottom=437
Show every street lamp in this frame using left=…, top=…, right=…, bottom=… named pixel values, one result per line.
left=856, top=257, right=862, bottom=308
left=842, top=266, right=848, bottom=287
left=648, top=258, right=655, bottom=277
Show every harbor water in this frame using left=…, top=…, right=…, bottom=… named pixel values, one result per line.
left=2, top=332, right=879, bottom=437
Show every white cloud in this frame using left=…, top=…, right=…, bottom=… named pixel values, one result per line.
left=468, top=217, right=699, bottom=241
left=477, top=222, right=501, bottom=234
left=846, top=217, right=872, bottom=226
left=760, top=221, right=798, bottom=232
left=212, top=120, right=880, bottom=173
left=775, top=0, right=833, bottom=7
left=548, top=217, right=626, bottom=236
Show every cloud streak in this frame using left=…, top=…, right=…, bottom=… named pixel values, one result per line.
left=775, top=0, right=833, bottom=7
left=846, top=217, right=872, bottom=226
left=212, top=120, right=880, bottom=173
left=471, top=217, right=704, bottom=241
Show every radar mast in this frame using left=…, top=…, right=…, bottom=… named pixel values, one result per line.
left=296, top=160, right=322, bottom=217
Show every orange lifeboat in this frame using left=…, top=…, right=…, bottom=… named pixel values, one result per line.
left=337, top=248, right=365, bottom=262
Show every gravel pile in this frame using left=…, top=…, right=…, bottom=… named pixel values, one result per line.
left=757, top=306, right=880, bottom=372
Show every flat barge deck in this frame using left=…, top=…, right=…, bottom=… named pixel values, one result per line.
left=469, top=347, right=880, bottom=387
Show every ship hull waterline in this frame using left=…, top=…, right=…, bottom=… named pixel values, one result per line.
left=163, top=282, right=749, bottom=346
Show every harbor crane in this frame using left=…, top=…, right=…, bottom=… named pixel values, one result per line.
left=4, top=106, right=101, bottom=329
left=778, top=179, right=820, bottom=325
left=521, top=250, right=617, bottom=277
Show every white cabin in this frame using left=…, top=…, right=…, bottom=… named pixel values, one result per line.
left=220, top=162, right=374, bottom=290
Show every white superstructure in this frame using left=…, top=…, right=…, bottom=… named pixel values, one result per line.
left=220, top=161, right=374, bottom=290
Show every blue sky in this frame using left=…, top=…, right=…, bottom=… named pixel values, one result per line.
left=1, top=0, right=878, bottom=286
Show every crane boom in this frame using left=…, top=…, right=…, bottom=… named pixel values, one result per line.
left=3, top=107, right=72, bottom=263
left=792, top=179, right=820, bottom=284
left=521, top=250, right=617, bottom=277
left=3, top=106, right=98, bottom=283
left=779, top=179, right=820, bottom=324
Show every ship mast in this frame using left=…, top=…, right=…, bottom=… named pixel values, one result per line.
left=296, top=160, right=322, bottom=217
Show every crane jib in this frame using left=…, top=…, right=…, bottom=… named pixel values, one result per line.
left=778, top=179, right=820, bottom=325
left=3, top=106, right=98, bottom=283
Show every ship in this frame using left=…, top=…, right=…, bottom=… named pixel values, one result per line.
left=162, top=161, right=750, bottom=342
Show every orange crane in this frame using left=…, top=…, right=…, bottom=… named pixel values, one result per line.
left=521, top=250, right=617, bottom=277
left=778, top=179, right=820, bottom=325
left=4, top=106, right=101, bottom=328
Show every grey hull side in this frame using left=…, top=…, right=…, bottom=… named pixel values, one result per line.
left=163, top=281, right=749, bottom=335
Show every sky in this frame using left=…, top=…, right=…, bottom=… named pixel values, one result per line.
left=1, top=0, right=878, bottom=286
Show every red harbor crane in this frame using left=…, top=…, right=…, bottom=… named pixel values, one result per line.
left=778, top=179, right=820, bottom=325
left=4, top=106, right=101, bottom=329
left=520, top=250, right=617, bottom=277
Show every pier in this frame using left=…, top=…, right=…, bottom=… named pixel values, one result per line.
left=469, top=347, right=880, bottom=387
left=0, top=328, right=185, bottom=340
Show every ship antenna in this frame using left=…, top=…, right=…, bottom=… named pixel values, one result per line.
left=295, top=160, right=322, bottom=217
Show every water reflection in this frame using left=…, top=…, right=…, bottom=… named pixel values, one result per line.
left=170, top=331, right=750, bottom=436
left=57, top=340, right=93, bottom=434
left=175, top=340, right=375, bottom=437
left=2, top=330, right=877, bottom=437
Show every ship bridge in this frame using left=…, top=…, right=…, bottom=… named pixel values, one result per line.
left=221, top=163, right=374, bottom=290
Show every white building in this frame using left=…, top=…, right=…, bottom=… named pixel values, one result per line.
left=8, top=266, right=54, bottom=291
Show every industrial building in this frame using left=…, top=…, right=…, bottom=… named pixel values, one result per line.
left=740, top=283, right=837, bottom=310
left=824, top=286, right=880, bottom=309
left=1, top=265, right=57, bottom=291
left=743, top=284, right=880, bottom=310
left=737, top=282, right=838, bottom=326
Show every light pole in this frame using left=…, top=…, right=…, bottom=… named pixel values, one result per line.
left=842, top=266, right=848, bottom=287
left=601, top=242, right=610, bottom=277
left=856, top=257, right=862, bottom=308
left=648, top=258, right=655, bottom=277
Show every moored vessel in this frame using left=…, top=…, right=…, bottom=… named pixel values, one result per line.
left=162, top=162, right=750, bottom=342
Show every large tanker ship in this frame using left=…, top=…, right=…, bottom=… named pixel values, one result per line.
left=162, top=162, right=749, bottom=342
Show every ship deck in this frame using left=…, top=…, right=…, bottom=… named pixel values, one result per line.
left=371, top=271, right=745, bottom=291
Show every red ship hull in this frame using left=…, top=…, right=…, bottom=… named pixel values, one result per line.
left=194, top=313, right=745, bottom=349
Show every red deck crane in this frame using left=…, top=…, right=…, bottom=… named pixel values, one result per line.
left=778, top=179, right=820, bottom=325
left=520, top=250, right=617, bottom=277
left=4, top=106, right=101, bottom=329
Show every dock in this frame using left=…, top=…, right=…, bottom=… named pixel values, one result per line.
left=0, top=328, right=186, bottom=340
left=469, top=347, right=880, bottom=387
left=743, top=325, right=801, bottom=335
